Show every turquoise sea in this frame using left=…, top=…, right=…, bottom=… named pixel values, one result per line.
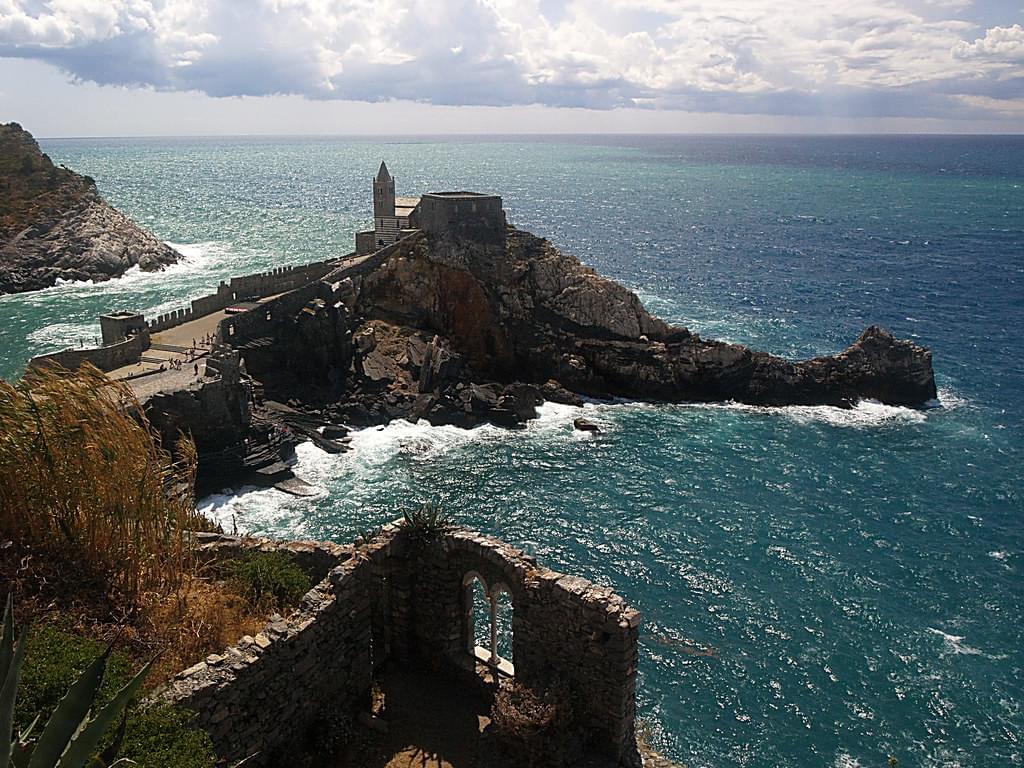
left=1, top=135, right=1021, bottom=767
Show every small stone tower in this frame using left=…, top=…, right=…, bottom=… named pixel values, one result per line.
left=373, top=161, right=395, bottom=220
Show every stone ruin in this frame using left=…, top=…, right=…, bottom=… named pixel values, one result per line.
left=159, top=523, right=643, bottom=767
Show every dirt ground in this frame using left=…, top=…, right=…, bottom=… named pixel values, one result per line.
left=343, top=667, right=494, bottom=768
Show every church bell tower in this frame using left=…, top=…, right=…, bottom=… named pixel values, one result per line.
left=373, top=161, right=395, bottom=219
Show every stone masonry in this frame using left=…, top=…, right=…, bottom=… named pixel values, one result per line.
left=159, top=524, right=643, bottom=767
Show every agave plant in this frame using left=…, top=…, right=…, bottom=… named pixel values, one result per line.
left=0, top=595, right=152, bottom=768
left=401, top=503, right=451, bottom=537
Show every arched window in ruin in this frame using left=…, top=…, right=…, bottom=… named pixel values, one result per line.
left=462, top=572, right=515, bottom=677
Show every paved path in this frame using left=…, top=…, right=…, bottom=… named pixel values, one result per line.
left=106, top=251, right=377, bottom=396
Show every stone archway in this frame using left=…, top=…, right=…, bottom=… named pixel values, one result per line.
left=461, top=572, right=515, bottom=677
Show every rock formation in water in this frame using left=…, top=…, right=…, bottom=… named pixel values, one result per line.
left=0, top=122, right=181, bottom=294
left=240, top=223, right=936, bottom=433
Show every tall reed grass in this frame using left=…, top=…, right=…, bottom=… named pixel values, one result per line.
left=0, top=363, right=200, bottom=602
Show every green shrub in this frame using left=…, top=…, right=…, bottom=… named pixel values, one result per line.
left=223, top=551, right=311, bottom=612
left=401, top=503, right=452, bottom=549
left=121, top=704, right=217, bottom=768
left=14, top=623, right=134, bottom=731
left=14, top=622, right=217, bottom=768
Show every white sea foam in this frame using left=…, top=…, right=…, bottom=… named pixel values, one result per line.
left=833, top=752, right=865, bottom=768
left=27, top=321, right=100, bottom=349
left=7, top=241, right=232, bottom=308
left=627, top=397, right=929, bottom=428
left=935, top=387, right=968, bottom=411
left=198, top=389, right=943, bottom=536
left=989, top=550, right=1013, bottom=570
left=927, top=628, right=1007, bottom=660
left=197, top=403, right=604, bottom=535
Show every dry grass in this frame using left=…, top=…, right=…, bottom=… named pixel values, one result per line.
left=0, top=364, right=292, bottom=689
left=0, top=363, right=201, bottom=603
left=133, top=575, right=267, bottom=681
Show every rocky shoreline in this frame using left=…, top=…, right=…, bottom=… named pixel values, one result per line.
left=237, top=227, right=936, bottom=437
left=181, top=222, right=935, bottom=494
left=13, top=156, right=937, bottom=494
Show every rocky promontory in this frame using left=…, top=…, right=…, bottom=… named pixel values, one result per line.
left=233, top=222, right=936, bottom=436
left=0, top=123, right=181, bottom=293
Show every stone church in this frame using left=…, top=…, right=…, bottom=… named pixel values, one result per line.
left=355, top=162, right=506, bottom=255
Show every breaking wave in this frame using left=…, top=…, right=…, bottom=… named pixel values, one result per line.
left=927, top=628, right=1008, bottom=660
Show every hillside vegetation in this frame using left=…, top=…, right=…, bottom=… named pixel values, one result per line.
left=0, top=121, right=95, bottom=240
left=0, top=122, right=181, bottom=294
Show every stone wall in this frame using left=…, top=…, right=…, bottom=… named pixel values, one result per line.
left=143, top=347, right=251, bottom=453
left=355, top=230, right=377, bottom=255
left=161, top=523, right=641, bottom=767
left=413, top=192, right=505, bottom=246
left=27, top=330, right=150, bottom=373
left=159, top=530, right=396, bottom=764
left=405, top=528, right=642, bottom=767
left=217, top=235, right=414, bottom=349
left=191, top=532, right=350, bottom=583
left=147, top=260, right=343, bottom=335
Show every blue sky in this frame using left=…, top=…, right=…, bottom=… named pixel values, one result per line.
left=1, top=0, right=1022, bottom=136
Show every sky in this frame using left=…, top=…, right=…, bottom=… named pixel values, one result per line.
left=0, top=0, right=1022, bottom=136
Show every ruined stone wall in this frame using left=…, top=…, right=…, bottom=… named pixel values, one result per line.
left=405, top=528, right=642, bottom=767
left=28, top=330, right=149, bottom=373
left=159, top=531, right=397, bottom=765
left=190, top=532, right=350, bottom=583
left=143, top=363, right=250, bottom=452
left=161, top=524, right=640, bottom=767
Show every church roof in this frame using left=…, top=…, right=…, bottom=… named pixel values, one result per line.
left=376, top=161, right=392, bottom=182
left=395, top=196, right=419, bottom=218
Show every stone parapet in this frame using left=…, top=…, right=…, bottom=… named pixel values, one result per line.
left=28, top=330, right=150, bottom=373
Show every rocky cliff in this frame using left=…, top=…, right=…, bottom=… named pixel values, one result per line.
left=0, top=122, right=181, bottom=294
left=244, top=224, right=935, bottom=432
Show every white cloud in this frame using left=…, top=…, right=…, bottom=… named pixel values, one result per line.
left=954, top=24, right=1024, bottom=60
left=0, top=0, right=1022, bottom=119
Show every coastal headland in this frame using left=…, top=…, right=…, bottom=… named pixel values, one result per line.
left=26, top=160, right=938, bottom=496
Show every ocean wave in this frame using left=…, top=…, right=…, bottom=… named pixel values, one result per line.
left=833, top=753, right=865, bottom=768
left=199, top=392, right=939, bottom=536
left=7, top=241, right=232, bottom=307
left=989, top=550, right=1013, bottom=570
left=27, top=321, right=101, bottom=349
left=927, top=628, right=1007, bottom=660
left=933, top=387, right=968, bottom=411
left=603, top=396, right=930, bottom=428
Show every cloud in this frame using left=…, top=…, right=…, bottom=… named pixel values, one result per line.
left=0, top=0, right=1022, bottom=120
left=954, top=24, right=1024, bottom=61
